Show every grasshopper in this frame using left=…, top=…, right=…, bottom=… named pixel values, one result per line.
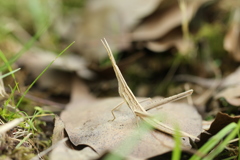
left=101, top=38, right=199, bottom=140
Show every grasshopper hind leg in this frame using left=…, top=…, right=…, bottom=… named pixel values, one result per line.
left=109, top=98, right=151, bottom=122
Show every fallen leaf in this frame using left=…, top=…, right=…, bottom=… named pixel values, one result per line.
left=196, top=112, right=240, bottom=148
left=132, top=0, right=208, bottom=41
left=61, top=78, right=202, bottom=159
left=52, top=116, right=65, bottom=145
left=220, top=67, right=240, bottom=88
left=108, top=0, right=162, bottom=29
left=49, top=117, right=98, bottom=160
left=215, top=85, right=240, bottom=106
left=146, top=28, right=194, bottom=53
left=224, top=8, right=240, bottom=62
left=71, top=0, right=162, bottom=61
left=18, top=49, right=94, bottom=79
left=17, top=48, right=95, bottom=97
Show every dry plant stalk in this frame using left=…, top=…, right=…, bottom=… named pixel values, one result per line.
left=101, top=38, right=198, bottom=140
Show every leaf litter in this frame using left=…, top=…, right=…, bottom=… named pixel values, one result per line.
left=1, top=1, right=240, bottom=159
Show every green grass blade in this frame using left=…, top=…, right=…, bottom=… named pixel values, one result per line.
left=222, top=156, right=237, bottom=160
left=0, top=25, right=48, bottom=71
left=204, top=121, right=239, bottom=160
left=238, top=123, right=240, bottom=160
left=3, top=83, right=18, bottom=116
left=172, top=126, right=181, bottom=160
left=16, top=41, right=75, bottom=108
left=16, top=133, right=32, bottom=148
left=190, top=122, right=237, bottom=160
left=0, top=68, right=21, bottom=79
left=0, top=50, right=20, bottom=91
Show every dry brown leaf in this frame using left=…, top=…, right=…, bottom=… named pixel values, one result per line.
left=52, top=116, right=65, bottom=145
left=49, top=117, right=98, bottom=160
left=215, top=85, right=240, bottom=106
left=71, top=0, right=162, bottom=61
left=224, top=8, right=240, bottom=62
left=196, top=112, right=240, bottom=148
left=61, top=78, right=202, bottom=159
left=220, top=67, right=240, bottom=88
left=132, top=0, right=208, bottom=41
left=146, top=30, right=183, bottom=52
left=17, top=48, right=95, bottom=96
left=18, top=49, right=94, bottom=79
left=146, top=29, right=194, bottom=53
left=108, top=0, right=162, bottom=29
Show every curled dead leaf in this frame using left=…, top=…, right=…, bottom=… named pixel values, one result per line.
left=196, top=112, right=240, bottom=148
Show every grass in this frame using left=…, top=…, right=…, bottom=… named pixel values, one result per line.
left=15, top=41, right=75, bottom=108
left=0, top=24, right=49, bottom=71
left=239, top=128, right=240, bottom=160
left=0, top=40, right=75, bottom=159
left=190, top=122, right=239, bottom=160
left=0, top=68, right=20, bottom=79
left=0, top=50, right=20, bottom=90
left=172, top=125, right=182, bottom=160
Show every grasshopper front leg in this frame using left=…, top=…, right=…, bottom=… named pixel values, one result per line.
left=109, top=101, right=125, bottom=121
left=109, top=98, right=152, bottom=122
